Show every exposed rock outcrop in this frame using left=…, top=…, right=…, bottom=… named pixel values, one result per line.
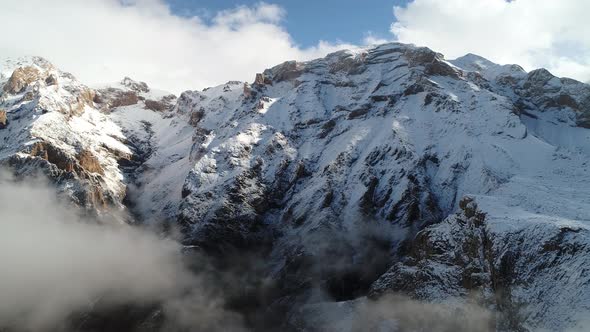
left=29, top=141, right=76, bottom=173
left=263, top=60, right=305, bottom=83
left=0, top=57, right=98, bottom=118
left=95, top=89, right=139, bottom=109
left=94, top=78, right=176, bottom=113
left=77, top=149, right=104, bottom=175
left=404, top=47, right=459, bottom=78
left=144, top=95, right=176, bottom=112
left=253, top=72, right=273, bottom=86
left=3, top=66, right=42, bottom=94
left=121, top=77, right=149, bottom=93
left=0, top=110, right=7, bottom=129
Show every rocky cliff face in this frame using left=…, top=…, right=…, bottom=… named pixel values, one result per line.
left=0, top=57, right=127, bottom=212
left=0, top=57, right=176, bottom=216
left=2, top=43, right=590, bottom=331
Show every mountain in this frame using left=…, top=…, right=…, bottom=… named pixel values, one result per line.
left=1, top=43, right=590, bottom=331
left=0, top=57, right=177, bottom=219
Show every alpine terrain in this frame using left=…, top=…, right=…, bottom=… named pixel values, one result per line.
left=2, top=42, right=590, bottom=331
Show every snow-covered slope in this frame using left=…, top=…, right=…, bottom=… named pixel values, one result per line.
left=0, top=56, right=176, bottom=216
left=109, top=100, right=192, bottom=224
left=0, top=56, right=131, bottom=212
left=165, top=43, right=590, bottom=330
left=2, top=43, right=590, bottom=331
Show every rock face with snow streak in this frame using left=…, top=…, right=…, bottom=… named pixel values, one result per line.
left=2, top=42, right=590, bottom=331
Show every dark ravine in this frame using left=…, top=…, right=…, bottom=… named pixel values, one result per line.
left=119, top=120, right=156, bottom=222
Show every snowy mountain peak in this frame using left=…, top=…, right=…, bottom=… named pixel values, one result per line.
left=0, top=57, right=176, bottom=214
left=451, top=53, right=525, bottom=81
left=120, top=76, right=150, bottom=93
left=166, top=43, right=590, bottom=330
left=2, top=43, right=590, bottom=330
left=0, top=56, right=55, bottom=78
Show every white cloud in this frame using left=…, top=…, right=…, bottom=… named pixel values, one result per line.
left=363, top=31, right=391, bottom=46
left=6, top=0, right=586, bottom=97
left=0, top=0, right=350, bottom=94
left=0, top=172, right=245, bottom=331
left=391, top=0, right=590, bottom=82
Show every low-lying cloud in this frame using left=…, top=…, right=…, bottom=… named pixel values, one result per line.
left=0, top=171, right=509, bottom=331
left=294, top=294, right=494, bottom=332
left=351, top=294, right=494, bottom=332
left=0, top=172, right=242, bottom=331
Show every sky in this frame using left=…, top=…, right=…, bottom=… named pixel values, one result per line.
left=165, top=0, right=408, bottom=47
left=0, top=0, right=589, bottom=93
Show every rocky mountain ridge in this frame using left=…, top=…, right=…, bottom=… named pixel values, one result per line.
left=1, top=43, right=590, bottom=331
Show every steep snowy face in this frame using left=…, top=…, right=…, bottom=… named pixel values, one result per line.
left=168, top=43, right=590, bottom=330
left=107, top=86, right=189, bottom=224
left=175, top=44, right=526, bottom=245
left=371, top=53, right=590, bottom=332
